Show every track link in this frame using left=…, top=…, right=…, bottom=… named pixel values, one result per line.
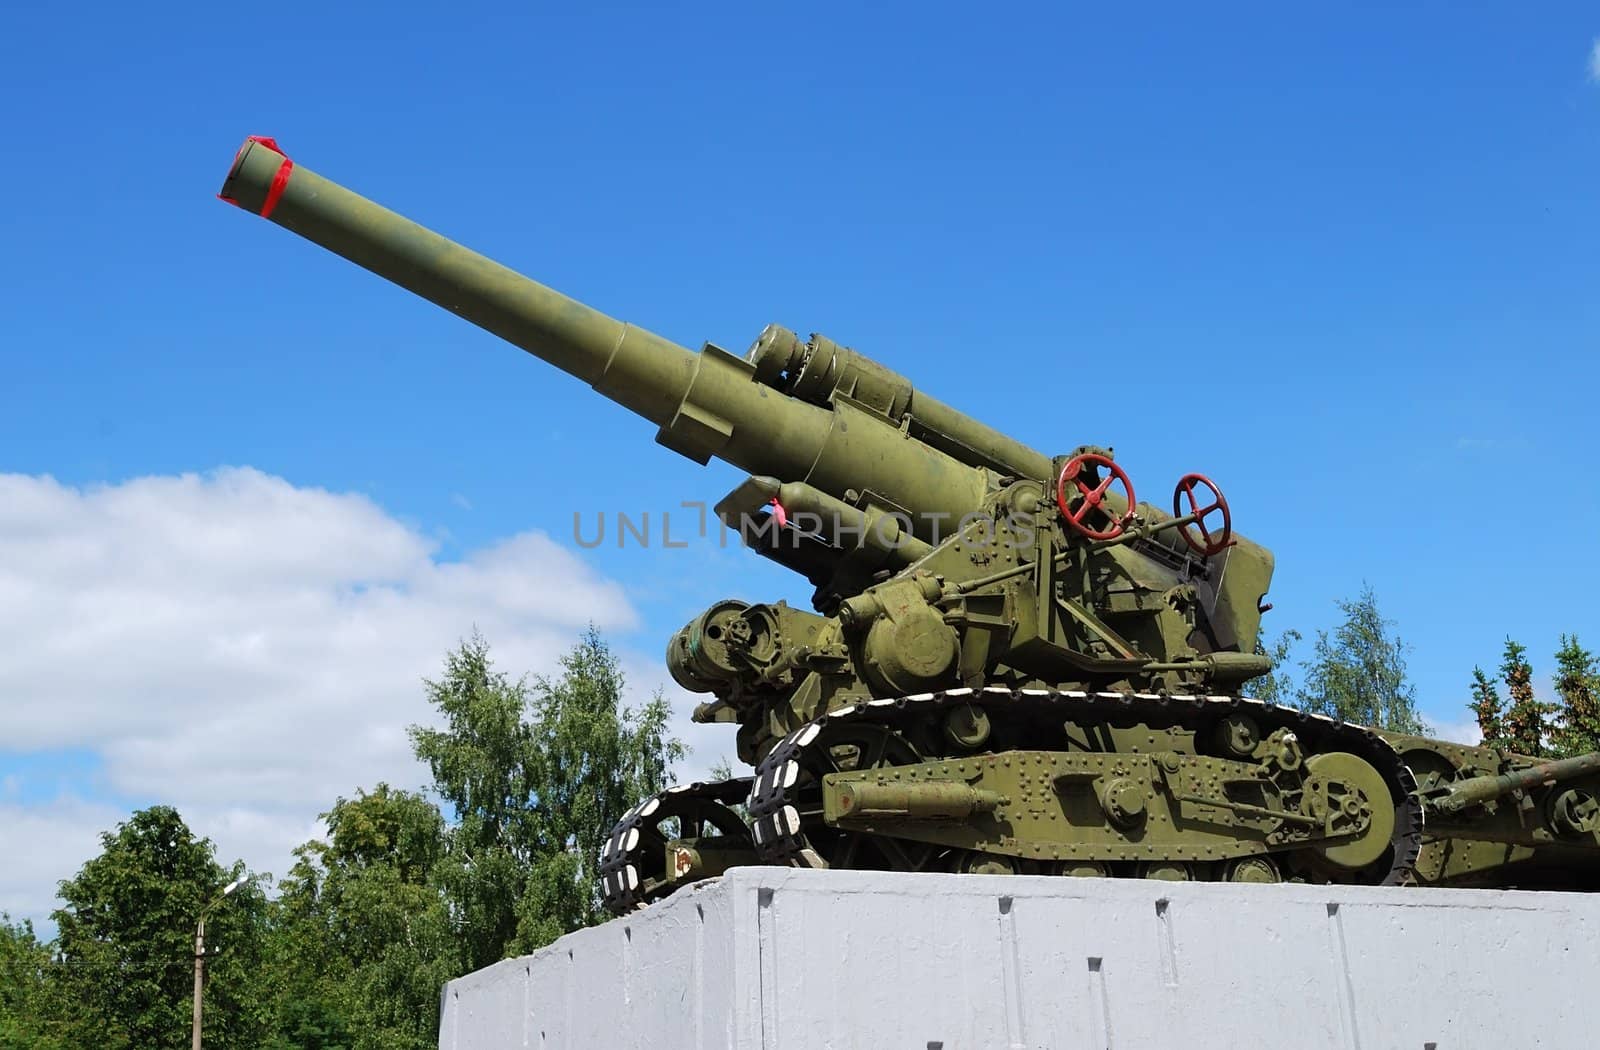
left=746, top=686, right=1423, bottom=885
left=599, top=777, right=753, bottom=916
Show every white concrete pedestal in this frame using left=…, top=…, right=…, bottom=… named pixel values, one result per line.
left=440, top=867, right=1597, bottom=1049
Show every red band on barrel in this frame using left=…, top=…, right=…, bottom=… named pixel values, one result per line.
left=250, top=137, right=294, bottom=219
left=259, top=154, right=293, bottom=218
left=218, top=136, right=293, bottom=216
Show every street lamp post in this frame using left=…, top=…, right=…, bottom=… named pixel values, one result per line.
left=192, top=876, right=246, bottom=1050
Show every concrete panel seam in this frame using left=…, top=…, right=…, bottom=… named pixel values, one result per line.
left=562, top=947, right=574, bottom=1043
left=1154, top=897, right=1178, bottom=989
left=757, top=886, right=777, bottom=1050
left=693, top=902, right=706, bottom=1050
left=520, top=961, right=531, bottom=1050
left=997, top=895, right=1026, bottom=1050
left=1326, top=902, right=1362, bottom=1050
left=622, top=924, right=633, bottom=1009
left=1086, top=956, right=1112, bottom=1050
left=441, top=870, right=1600, bottom=1050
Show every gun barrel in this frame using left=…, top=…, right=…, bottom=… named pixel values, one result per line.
left=221, top=138, right=699, bottom=427
left=219, top=137, right=989, bottom=536
left=1429, top=752, right=1600, bottom=815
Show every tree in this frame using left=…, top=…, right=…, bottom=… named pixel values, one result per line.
left=410, top=628, right=683, bottom=965
left=51, top=806, right=268, bottom=1050
left=273, top=785, right=458, bottom=1050
left=1251, top=629, right=1302, bottom=707
left=706, top=757, right=750, bottom=821
left=1499, top=639, right=1555, bottom=757
left=1295, top=585, right=1427, bottom=733
left=0, top=915, right=70, bottom=1050
left=517, top=628, right=683, bottom=947
left=1469, top=666, right=1509, bottom=751
left=1552, top=634, right=1600, bottom=758
left=407, top=634, right=538, bottom=970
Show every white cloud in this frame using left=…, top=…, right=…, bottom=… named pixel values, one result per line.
left=1428, top=716, right=1483, bottom=746
left=1591, top=39, right=1600, bottom=81
left=0, top=796, right=124, bottom=922
left=0, top=468, right=718, bottom=927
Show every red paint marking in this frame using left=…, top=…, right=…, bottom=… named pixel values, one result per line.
left=218, top=136, right=293, bottom=217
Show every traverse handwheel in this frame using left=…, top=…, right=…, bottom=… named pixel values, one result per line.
left=1055, top=453, right=1136, bottom=541
left=1172, top=473, right=1233, bottom=557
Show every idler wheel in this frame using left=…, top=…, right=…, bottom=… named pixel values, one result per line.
left=1301, top=751, right=1396, bottom=871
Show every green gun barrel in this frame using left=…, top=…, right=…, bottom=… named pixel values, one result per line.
left=218, top=137, right=1008, bottom=539
left=1428, top=752, right=1600, bottom=816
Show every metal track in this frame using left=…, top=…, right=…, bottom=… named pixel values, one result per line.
left=746, top=686, right=1424, bottom=886
left=599, top=777, right=753, bottom=916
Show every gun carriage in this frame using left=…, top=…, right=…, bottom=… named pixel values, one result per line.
left=220, top=137, right=1600, bottom=910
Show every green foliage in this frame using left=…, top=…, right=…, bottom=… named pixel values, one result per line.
left=408, top=633, right=535, bottom=968
left=410, top=628, right=683, bottom=962
left=51, top=806, right=269, bottom=1050
left=1294, top=585, right=1427, bottom=734
left=3, top=628, right=684, bottom=1048
left=1250, top=629, right=1302, bottom=707
left=0, top=915, right=71, bottom=1050
left=518, top=628, right=683, bottom=946
left=273, top=785, right=458, bottom=1050
left=260, top=996, right=353, bottom=1050
left=1499, top=639, right=1557, bottom=757
left=1469, top=666, right=1508, bottom=751
left=706, top=757, right=750, bottom=821
left=1552, top=634, right=1600, bottom=758
left=1466, top=635, right=1600, bottom=758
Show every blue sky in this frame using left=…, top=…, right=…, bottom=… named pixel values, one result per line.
left=2, top=3, right=1598, bottom=923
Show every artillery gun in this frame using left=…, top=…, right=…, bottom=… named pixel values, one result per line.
left=219, top=137, right=1600, bottom=908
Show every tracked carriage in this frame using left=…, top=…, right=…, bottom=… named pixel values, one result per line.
left=218, top=137, right=1600, bottom=914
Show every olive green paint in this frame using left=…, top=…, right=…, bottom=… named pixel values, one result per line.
left=220, top=139, right=1600, bottom=897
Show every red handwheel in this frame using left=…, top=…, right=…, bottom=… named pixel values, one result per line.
left=1056, top=453, right=1136, bottom=541
left=1172, top=473, right=1233, bottom=557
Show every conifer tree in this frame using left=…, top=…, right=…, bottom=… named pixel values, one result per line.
left=1469, top=666, right=1508, bottom=751
left=1552, top=634, right=1600, bottom=758
left=1499, top=639, right=1555, bottom=757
